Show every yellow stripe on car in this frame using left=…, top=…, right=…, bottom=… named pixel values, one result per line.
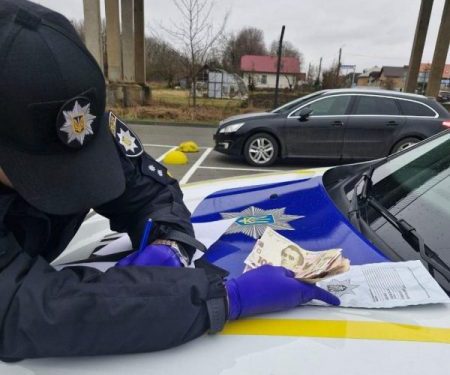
left=222, top=319, right=450, bottom=345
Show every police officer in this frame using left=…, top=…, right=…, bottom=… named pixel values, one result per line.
left=0, top=0, right=339, bottom=360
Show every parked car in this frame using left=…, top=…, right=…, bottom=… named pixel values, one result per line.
left=437, top=90, right=450, bottom=103
left=214, top=88, right=450, bottom=166
left=9, top=131, right=449, bottom=375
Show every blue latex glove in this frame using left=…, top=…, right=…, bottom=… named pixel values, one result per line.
left=116, top=244, right=182, bottom=267
left=225, top=265, right=340, bottom=320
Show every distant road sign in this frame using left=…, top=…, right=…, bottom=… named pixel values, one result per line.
left=341, top=64, right=356, bottom=69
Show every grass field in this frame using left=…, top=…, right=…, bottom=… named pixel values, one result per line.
left=151, top=88, right=243, bottom=109
left=109, top=87, right=265, bottom=124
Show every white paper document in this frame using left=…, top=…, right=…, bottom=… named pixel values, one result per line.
left=315, top=260, right=450, bottom=308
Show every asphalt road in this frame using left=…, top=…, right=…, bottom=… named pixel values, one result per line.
left=130, top=123, right=334, bottom=184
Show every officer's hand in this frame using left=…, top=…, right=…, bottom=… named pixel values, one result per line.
left=225, top=265, right=340, bottom=320
left=116, top=244, right=182, bottom=267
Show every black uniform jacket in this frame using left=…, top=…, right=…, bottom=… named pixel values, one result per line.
left=0, top=113, right=227, bottom=360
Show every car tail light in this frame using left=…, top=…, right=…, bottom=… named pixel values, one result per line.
left=443, top=121, right=450, bottom=128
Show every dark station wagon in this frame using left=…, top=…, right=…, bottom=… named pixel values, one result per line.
left=214, top=89, right=450, bottom=166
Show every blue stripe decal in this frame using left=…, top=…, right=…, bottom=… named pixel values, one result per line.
left=192, top=176, right=390, bottom=278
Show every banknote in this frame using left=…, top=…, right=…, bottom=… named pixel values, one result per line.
left=244, top=227, right=350, bottom=282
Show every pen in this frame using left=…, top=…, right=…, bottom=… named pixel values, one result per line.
left=138, top=219, right=153, bottom=252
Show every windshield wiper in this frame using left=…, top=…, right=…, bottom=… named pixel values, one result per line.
left=347, top=165, right=377, bottom=230
left=367, top=196, right=450, bottom=282
left=347, top=165, right=450, bottom=281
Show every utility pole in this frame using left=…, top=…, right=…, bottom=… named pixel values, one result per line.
left=274, top=25, right=285, bottom=108
left=405, top=0, right=434, bottom=93
left=316, top=57, right=322, bottom=88
left=336, top=47, right=342, bottom=87
left=426, top=0, right=450, bottom=97
left=351, top=66, right=356, bottom=87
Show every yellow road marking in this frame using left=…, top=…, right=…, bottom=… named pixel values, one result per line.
left=221, top=319, right=450, bottom=345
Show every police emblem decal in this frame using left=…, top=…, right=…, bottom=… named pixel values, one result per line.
left=57, top=98, right=96, bottom=148
left=221, top=206, right=303, bottom=239
left=323, top=279, right=359, bottom=297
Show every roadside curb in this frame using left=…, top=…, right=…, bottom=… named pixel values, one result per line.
left=126, top=119, right=218, bottom=128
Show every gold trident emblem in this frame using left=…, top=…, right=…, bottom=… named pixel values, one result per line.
left=71, top=115, right=86, bottom=134
left=241, top=217, right=256, bottom=225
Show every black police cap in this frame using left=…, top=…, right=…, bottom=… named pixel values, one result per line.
left=0, top=0, right=125, bottom=215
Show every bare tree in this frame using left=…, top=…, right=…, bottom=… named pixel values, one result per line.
left=145, top=37, right=186, bottom=87
left=322, top=62, right=346, bottom=89
left=222, top=27, right=267, bottom=73
left=269, top=40, right=296, bottom=57
left=283, top=73, right=296, bottom=90
left=164, top=0, right=228, bottom=107
left=269, top=40, right=303, bottom=67
left=71, top=19, right=85, bottom=42
left=268, top=40, right=303, bottom=91
left=307, top=64, right=318, bottom=86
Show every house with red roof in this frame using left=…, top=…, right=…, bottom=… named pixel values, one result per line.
left=419, top=63, right=450, bottom=79
left=240, top=55, right=301, bottom=90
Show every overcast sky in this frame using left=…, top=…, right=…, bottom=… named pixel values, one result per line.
left=35, top=0, right=449, bottom=73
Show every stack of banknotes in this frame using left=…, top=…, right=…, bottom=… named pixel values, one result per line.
left=244, top=227, right=350, bottom=283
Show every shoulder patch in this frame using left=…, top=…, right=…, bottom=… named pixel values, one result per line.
left=141, top=154, right=172, bottom=185
left=108, top=112, right=144, bottom=158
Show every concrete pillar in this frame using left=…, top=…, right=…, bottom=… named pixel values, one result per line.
left=121, top=0, right=135, bottom=82
left=83, top=0, right=103, bottom=72
left=405, top=0, right=434, bottom=93
left=426, top=0, right=450, bottom=97
left=134, top=0, right=146, bottom=84
left=105, top=0, right=122, bottom=82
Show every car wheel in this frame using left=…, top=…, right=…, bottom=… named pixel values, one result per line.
left=391, top=137, right=421, bottom=154
left=244, top=133, right=278, bottom=166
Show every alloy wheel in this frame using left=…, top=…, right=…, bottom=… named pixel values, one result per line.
left=248, top=137, right=275, bottom=164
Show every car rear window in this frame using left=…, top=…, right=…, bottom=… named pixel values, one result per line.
left=397, top=100, right=436, bottom=117
left=354, top=96, right=400, bottom=115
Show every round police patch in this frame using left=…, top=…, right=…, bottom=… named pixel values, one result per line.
left=56, top=97, right=97, bottom=149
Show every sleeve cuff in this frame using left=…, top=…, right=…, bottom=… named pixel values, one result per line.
left=206, top=296, right=227, bottom=334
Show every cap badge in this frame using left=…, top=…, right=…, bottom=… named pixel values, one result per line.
left=58, top=99, right=96, bottom=148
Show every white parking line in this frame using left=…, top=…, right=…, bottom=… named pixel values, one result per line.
left=156, top=147, right=178, bottom=162
left=143, top=143, right=177, bottom=148
left=143, top=143, right=209, bottom=149
left=179, top=147, right=213, bottom=185
left=198, top=166, right=282, bottom=173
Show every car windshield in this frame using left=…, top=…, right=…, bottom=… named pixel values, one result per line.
left=271, top=91, right=324, bottom=113
left=353, top=133, right=450, bottom=290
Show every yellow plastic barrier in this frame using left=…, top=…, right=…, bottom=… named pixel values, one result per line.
left=178, top=141, right=199, bottom=153
left=163, top=150, right=188, bottom=165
